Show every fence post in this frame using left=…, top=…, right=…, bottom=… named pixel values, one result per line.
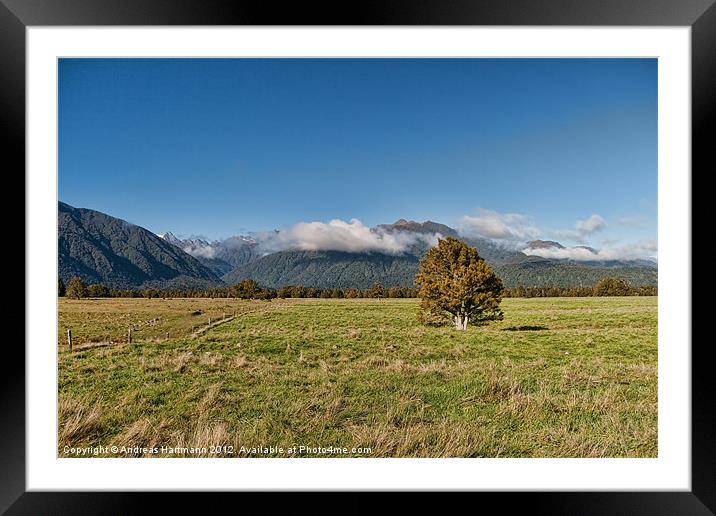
left=128, top=328, right=132, bottom=344
left=209, top=317, right=212, bottom=325
left=67, top=329, right=72, bottom=352
left=223, top=312, right=226, bottom=320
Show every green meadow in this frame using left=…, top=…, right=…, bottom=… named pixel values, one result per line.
left=58, top=296, right=657, bottom=458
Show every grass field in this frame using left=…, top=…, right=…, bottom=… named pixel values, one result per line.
left=58, top=296, right=657, bottom=458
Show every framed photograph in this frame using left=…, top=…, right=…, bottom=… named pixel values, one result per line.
left=8, top=0, right=710, bottom=512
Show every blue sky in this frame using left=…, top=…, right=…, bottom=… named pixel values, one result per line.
left=59, top=58, right=657, bottom=258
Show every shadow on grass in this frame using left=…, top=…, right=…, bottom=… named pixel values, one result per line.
left=503, top=325, right=549, bottom=332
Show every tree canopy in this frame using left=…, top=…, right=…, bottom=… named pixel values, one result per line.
left=593, top=277, right=633, bottom=296
left=65, top=276, right=89, bottom=300
left=88, top=284, right=111, bottom=298
left=415, top=237, right=504, bottom=330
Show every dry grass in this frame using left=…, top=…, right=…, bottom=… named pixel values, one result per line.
left=58, top=397, right=104, bottom=445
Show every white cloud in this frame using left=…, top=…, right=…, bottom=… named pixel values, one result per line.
left=523, top=240, right=657, bottom=262
left=255, top=218, right=442, bottom=255
left=182, top=243, right=216, bottom=259
left=552, top=214, right=607, bottom=243
left=458, top=209, right=540, bottom=242
left=575, top=214, right=606, bottom=235
left=161, top=232, right=219, bottom=259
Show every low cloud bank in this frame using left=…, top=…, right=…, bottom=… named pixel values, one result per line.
left=524, top=240, right=657, bottom=262
left=166, top=222, right=442, bottom=257
left=167, top=209, right=656, bottom=263
left=255, top=218, right=442, bottom=255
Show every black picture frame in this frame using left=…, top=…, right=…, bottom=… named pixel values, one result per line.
left=6, top=0, right=711, bottom=513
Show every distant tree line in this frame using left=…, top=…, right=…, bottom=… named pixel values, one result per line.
left=57, top=277, right=418, bottom=300
left=58, top=276, right=656, bottom=300
left=503, top=278, right=657, bottom=298
left=275, top=283, right=419, bottom=299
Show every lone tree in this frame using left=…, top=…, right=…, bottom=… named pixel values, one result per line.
left=58, top=277, right=66, bottom=297
left=415, top=237, right=504, bottom=331
left=65, top=276, right=88, bottom=300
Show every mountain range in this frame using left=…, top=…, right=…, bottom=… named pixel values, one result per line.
left=58, top=202, right=657, bottom=290
left=58, top=202, right=220, bottom=289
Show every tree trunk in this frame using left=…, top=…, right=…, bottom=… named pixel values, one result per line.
left=453, top=314, right=469, bottom=331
